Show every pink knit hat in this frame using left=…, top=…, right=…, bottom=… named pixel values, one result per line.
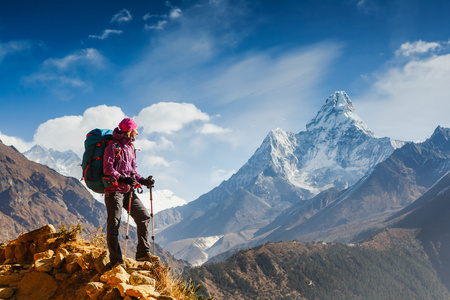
left=118, top=118, right=138, bottom=132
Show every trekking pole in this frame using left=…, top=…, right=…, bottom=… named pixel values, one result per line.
left=123, top=173, right=135, bottom=268
left=149, top=176, right=156, bottom=255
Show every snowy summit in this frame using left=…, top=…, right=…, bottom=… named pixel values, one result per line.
left=306, top=91, right=375, bottom=137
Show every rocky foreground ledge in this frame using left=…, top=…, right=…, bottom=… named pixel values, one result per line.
left=0, top=225, right=195, bottom=300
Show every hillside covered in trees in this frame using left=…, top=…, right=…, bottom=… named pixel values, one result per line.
left=185, top=229, right=450, bottom=299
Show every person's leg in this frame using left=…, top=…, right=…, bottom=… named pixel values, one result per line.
left=105, top=192, right=124, bottom=265
left=126, top=191, right=152, bottom=258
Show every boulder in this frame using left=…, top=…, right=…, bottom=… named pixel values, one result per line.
left=130, top=271, right=155, bottom=286
left=78, top=251, right=97, bottom=271
left=17, top=225, right=56, bottom=244
left=94, top=251, right=110, bottom=274
left=0, top=287, right=16, bottom=298
left=117, top=283, right=158, bottom=298
left=34, top=249, right=54, bottom=261
left=35, top=257, right=54, bottom=273
left=53, top=248, right=69, bottom=269
left=0, top=272, right=24, bottom=286
left=4, top=243, right=16, bottom=260
left=85, top=282, right=105, bottom=300
left=100, top=265, right=130, bottom=285
left=14, top=242, right=30, bottom=263
left=65, top=253, right=82, bottom=274
left=17, top=271, right=58, bottom=300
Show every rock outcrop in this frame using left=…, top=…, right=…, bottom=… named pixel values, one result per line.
left=0, top=224, right=192, bottom=300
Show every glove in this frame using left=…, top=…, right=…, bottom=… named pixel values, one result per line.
left=118, top=175, right=136, bottom=187
left=138, top=176, right=155, bottom=188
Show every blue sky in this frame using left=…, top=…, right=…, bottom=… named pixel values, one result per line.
left=1, top=0, right=450, bottom=201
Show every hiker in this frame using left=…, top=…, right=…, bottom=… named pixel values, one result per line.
left=103, top=117, right=159, bottom=266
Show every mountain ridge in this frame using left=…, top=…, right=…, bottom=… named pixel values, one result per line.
left=155, top=91, right=405, bottom=265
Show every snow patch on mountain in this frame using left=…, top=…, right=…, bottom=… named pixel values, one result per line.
left=306, top=91, right=374, bottom=137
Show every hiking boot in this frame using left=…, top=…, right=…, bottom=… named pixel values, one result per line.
left=136, top=252, right=160, bottom=263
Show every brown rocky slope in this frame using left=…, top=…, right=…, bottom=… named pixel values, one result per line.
left=0, top=141, right=106, bottom=242
left=0, top=224, right=201, bottom=300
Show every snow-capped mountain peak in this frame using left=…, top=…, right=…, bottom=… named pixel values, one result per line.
left=23, top=144, right=81, bottom=178
left=306, top=91, right=374, bottom=137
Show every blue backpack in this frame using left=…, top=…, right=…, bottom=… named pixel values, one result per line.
left=81, top=129, right=121, bottom=193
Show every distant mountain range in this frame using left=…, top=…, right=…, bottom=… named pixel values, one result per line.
left=23, top=144, right=81, bottom=179
left=155, top=91, right=418, bottom=265
left=250, top=126, right=450, bottom=245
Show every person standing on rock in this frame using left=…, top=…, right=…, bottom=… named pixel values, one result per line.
left=103, top=117, right=159, bottom=266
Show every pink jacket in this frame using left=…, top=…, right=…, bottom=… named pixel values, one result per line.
left=103, top=128, right=142, bottom=194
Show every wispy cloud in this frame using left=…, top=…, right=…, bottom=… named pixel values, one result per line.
left=144, top=2, right=182, bottom=31
left=124, top=0, right=341, bottom=152
left=210, top=166, right=235, bottom=186
left=111, top=9, right=133, bottom=23
left=143, top=13, right=157, bottom=21
left=355, top=0, right=380, bottom=13
left=89, top=29, right=123, bottom=40
left=22, top=48, right=106, bottom=98
left=145, top=20, right=169, bottom=31
left=0, top=40, right=31, bottom=63
left=42, top=48, right=105, bottom=70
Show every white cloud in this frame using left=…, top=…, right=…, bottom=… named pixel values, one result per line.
left=135, top=102, right=210, bottom=134
left=135, top=136, right=174, bottom=152
left=395, top=40, right=441, bottom=57
left=89, top=29, right=123, bottom=40
left=357, top=49, right=450, bottom=141
left=0, top=131, right=34, bottom=152
left=0, top=40, right=31, bottom=63
left=198, top=123, right=231, bottom=134
left=169, top=8, right=182, bottom=19
left=141, top=155, right=171, bottom=168
left=33, top=105, right=126, bottom=156
left=145, top=20, right=168, bottom=31
left=111, top=9, right=133, bottom=23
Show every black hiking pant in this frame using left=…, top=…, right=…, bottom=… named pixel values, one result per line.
left=105, top=191, right=151, bottom=265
